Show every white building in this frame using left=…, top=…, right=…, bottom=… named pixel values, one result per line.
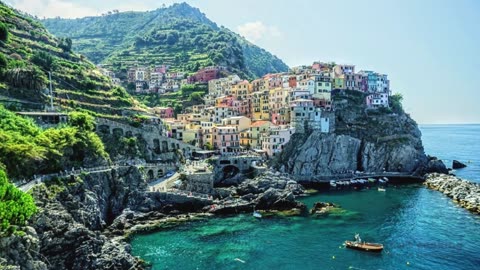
left=367, top=93, right=389, bottom=108
left=261, top=125, right=296, bottom=157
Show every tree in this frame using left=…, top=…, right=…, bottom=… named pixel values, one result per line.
left=389, top=93, right=404, bottom=114
left=204, top=142, right=214, bottom=150
left=31, top=51, right=54, bottom=70
left=58, top=37, right=72, bottom=52
left=0, top=22, right=8, bottom=42
left=0, top=169, right=37, bottom=236
left=126, top=82, right=135, bottom=92
left=189, top=92, right=203, bottom=103
left=68, top=111, right=95, bottom=132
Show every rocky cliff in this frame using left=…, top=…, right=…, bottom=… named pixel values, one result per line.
left=1, top=166, right=309, bottom=269
left=31, top=167, right=150, bottom=270
left=0, top=167, right=153, bottom=270
left=274, top=91, right=446, bottom=179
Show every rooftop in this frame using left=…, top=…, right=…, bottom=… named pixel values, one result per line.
left=251, top=120, right=272, bottom=127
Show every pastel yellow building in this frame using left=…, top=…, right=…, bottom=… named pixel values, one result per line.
left=240, top=120, right=273, bottom=149
left=221, top=116, right=251, bottom=132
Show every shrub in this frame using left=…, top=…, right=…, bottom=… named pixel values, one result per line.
left=68, top=111, right=95, bottom=132
left=31, top=51, right=54, bottom=71
left=390, top=93, right=404, bottom=114
left=0, top=22, right=8, bottom=42
left=0, top=170, right=37, bottom=236
left=58, top=37, right=72, bottom=52
left=0, top=53, right=7, bottom=70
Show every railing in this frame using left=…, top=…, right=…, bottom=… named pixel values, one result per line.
left=17, top=162, right=179, bottom=192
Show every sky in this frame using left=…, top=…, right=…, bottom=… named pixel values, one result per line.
left=4, top=0, right=480, bottom=124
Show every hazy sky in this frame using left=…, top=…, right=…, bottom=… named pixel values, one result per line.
left=4, top=0, right=480, bottom=124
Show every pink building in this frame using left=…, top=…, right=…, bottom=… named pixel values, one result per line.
left=212, top=126, right=240, bottom=154
left=153, top=107, right=174, bottom=118
left=187, top=66, right=225, bottom=84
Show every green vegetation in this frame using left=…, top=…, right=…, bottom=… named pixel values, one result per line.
left=390, top=93, right=404, bottom=114
left=0, top=2, right=143, bottom=116
left=136, top=84, right=207, bottom=111
left=0, top=21, right=8, bottom=42
left=0, top=169, right=37, bottom=236
left=0, top=106, right=108, bottom=179
left=42, top=3, right=288, bottom=79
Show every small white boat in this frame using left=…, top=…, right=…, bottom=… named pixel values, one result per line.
left=330, top=180, right=337, bottom=187
left=378, top=187, right=386, bottom=192
left=253, top=211, right=262, bottom=218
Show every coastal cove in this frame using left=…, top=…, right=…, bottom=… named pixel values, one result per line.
left=130, top=124, right=480, bottom=270
left=130, top=185, right=480, bottom=270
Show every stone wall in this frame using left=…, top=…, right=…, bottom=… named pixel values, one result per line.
left=95, top=118, right=200, bottom=161
left=185, top=172, right=214, bottom=194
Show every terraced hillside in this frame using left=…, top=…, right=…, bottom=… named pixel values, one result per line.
left=42, top=2, right=289, bottom=79
left=0, top=2, right=144, bottom=117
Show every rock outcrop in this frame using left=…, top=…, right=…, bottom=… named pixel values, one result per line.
left=310, top=202, right=339, bottom=216
left=452, top=160, right=467, bottom=169
left=209, top=171, right=305, bottom=214
left=425, top=173, right=480, bottom=214
left=274, top=91, right=447, bottom=179
left=28, top=167, right=150, bottom=270
left=0, top=227, right=47, bottom=270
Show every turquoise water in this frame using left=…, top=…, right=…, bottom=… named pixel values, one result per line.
left=131, top=187, right=480, bottom=270
left=131, top=125, right=480, bottom=269
left=420, top=124, right=480, bottom=182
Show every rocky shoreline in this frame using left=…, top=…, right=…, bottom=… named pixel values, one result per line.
left=2, top=167, right=458, bottom=269
left=425, top=173, right=480, bottom=214
left=0, top=168, right=308, bottom=270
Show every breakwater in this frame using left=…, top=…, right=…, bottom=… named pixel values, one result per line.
left=425, top=173, right=480, bottom=214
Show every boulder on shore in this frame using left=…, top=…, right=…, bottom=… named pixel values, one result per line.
left=452, top=160, right=467, bottom=169
left=424, top=156, right=449, bottom=174
left=310, top=202, right=339, bottom=215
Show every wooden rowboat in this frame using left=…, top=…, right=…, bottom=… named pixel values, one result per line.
left=345, top=240, right=383, bottom=252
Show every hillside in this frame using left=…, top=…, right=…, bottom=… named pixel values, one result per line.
left=0, top=2, right=144, bottom=117
left=41, top=2, right=289, bottom=79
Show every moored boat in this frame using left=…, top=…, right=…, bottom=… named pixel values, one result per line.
left=345, top=234, right=383, bottom=252
left=253, top=211, right=262, bottom=218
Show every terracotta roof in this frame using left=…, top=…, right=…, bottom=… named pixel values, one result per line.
left=251, top=121, right=272, bottom=127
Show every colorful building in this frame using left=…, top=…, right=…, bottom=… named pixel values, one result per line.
left=240, top=120, right=273, bottom=149
left=212, top=126, right=241, bottom=153
left=261, top=125, right=296, bottom=157
left=153, top=107, right=174, bottom=119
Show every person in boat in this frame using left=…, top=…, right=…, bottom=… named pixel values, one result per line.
left=355, top=233, right=362, bottom=244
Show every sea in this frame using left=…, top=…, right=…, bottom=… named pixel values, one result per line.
left=130, top=124, right=480, bottom=270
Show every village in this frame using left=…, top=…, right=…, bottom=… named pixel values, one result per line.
left=98, top=61, right=391, bottom=158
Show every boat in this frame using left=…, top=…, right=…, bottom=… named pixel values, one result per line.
left=345, top=234, right=383, bottom=252
left=330, top=180, right=337, bottom=188
left=253, top=207, right=262, bottom=218
left=378, top=187, right=386, bottom=192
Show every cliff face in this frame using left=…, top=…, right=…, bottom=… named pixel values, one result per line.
left=28, top=167, right=149, bottom=270
left=274, top=91, right=444, bottom=179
